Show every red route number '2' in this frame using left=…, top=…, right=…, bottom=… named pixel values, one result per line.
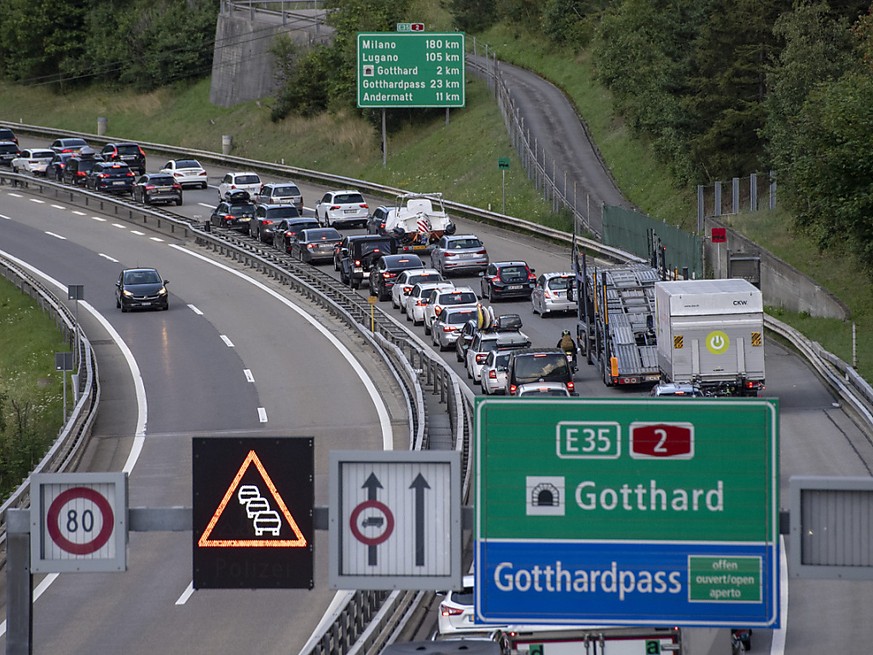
left=630, top=423, right=694, bottom=459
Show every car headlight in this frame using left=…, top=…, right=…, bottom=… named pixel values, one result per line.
left=157, top=287, right=167, bottom=296
left=122, top=290, right=133, bottom=297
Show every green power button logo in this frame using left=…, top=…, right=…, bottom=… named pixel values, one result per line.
left=706, top=330, right=730, bottom=355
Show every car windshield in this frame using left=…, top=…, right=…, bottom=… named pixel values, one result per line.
left=124, top=270, right=160, bottom=285
left=440, top=291, right=477, bottom=305
left=493, top=352, right=512, bottom=370
left=0, top=144, right=18, bottom=154
left=32, top=150, right=54, bottom=158
left=273, top=186, right=300, bottom=196
left=335, top=193, right=364, bottom=204
left=117, top=144, right=141, bottom=154
left=176, top=160, right=201, bottom=169
left=548, top=276, right=572, bottom=290
left=359, top=241, right=392, bottom=256
left=521, top=388, right=568, bottom=396
left=513, top=354, right=570, bottom=383
left=303, top=228, right=341, bottom=241
left=265, top=206, right=300, bottom=218
left=446, top=311, right=477, bottom=325
left=235, top=174, right=260, bottom=185
left=147, top=176, right=174, bottom=185
left=498, top=266, right=529, bottom=281
left=449, top=238, right=481, bottom=250
left=409, top=273, right=441, bottom=285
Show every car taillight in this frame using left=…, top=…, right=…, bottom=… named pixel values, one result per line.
left=402, top=285, right=413, bottom=294
left=225, top=214, right=235, bottom=221
left=544, top=290, right=553, bottom=299
left=126, top=171, right=134, bottom=177
left=382, top=271, right=397, bottom=279
left=76, top=171, right=87, bottom=177
left=509, top=384, right=518, bottom=395
left=330, top=205, right=341, bottom=210
left=488, top=370, right=497, bottom=379
left=307, top=243, right=317, bottom=249
left=138, top=147, right=146, bottom=156
left=173, top=183, right=181, bottom=190
left=528, top=272, right=536, bottom=280
left=445, top=251, right=458, bottom=257
left=435, top=307, right=443, bottom=316
left=263, top=220, right=273, bottom=225
left=198, top=171, right=207, bottom=177
left=476, top=353, right=488, bottom=364
left=145, top=185, right=155, bottom=190
left=285, top=231, right=293, bottom=237
left=567, top=381, right=575, bottom=393
left=360, top=203, right=368, bottom=208
left=99, top=173, right=109, bottom=179
left=354, top=259, right=362, bottom=266
left=475, top=249, right=488, bottom=255
left=441, top=324, right=456, bottom=332
left=415, top=299, right=427, bottom=306
left=440, top=604, right=464, bottom=617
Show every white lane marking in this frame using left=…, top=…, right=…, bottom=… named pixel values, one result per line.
left=29, top=198, right=45, bottom=204
left=130, top=230, right=145, bottom=236
left=770, top=535, right=788, bottom=655
left=175, top=582, right=195, bottom=606
left=257, top=407, right=268, bottom=423
left=0, top=250, right=148, bottom=636
left=7, top=193, right=23, bottom=198
left=150, top=237, right=164, bottom=242
left=168, top=244, right=393, bottom=450
left=91, top=216, right=106, bottom=222
left=72, top=210, right=86, bottom=216
left=51, top=204, right=65, bottom=210
left=99, top=253, right=120, bottom=263
left=244, top=369, right=255, bottom=383
left=0, top=213, right=10, bottom=220
left=220, top=335, right=235, bottom=347
left=188, top=304, right=203, bottom=315
left=45, top=231, right=67, bottom=240
left=198, top=202, right=214, bottom=208
left=112, top=223, right=126, bottom=229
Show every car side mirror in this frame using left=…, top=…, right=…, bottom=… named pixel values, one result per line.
left=163, top=280, right=170, bottom=285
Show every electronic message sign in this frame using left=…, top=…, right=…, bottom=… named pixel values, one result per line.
left=474, top=398, right=780, bottom=628
left=193, top=437, right=313, bottom=589
left=357, top=33, right=465, bottom=108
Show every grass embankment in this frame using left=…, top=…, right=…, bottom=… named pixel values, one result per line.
left=0, top=277, right=68, bottom=497
left=2, top=20, right=870, bottom=381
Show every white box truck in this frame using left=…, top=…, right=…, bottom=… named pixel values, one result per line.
left=654, top=278, right=765, bottom=396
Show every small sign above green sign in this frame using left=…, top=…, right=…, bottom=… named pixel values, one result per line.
left=498, top=157, right=510, bottom=170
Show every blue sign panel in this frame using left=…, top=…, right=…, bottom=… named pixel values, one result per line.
left=476, top=540, right=779, bottom=627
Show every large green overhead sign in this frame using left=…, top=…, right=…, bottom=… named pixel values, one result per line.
left=357, top=33, right=465, bottom=108
left=474, top=397, right=780, bottom=628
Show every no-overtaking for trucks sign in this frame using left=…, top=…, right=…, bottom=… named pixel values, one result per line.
left=474, top=397, right=780, bottom=628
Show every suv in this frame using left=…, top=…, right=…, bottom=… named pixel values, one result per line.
left=366, top=205, right=393, bottom=234
left=254, top=182, right=303, bottom=212
left=86, top=161, right=135, bottom=194
left=273, top=216, right=320, bottom=253
left=132, top=173, right=182, bottom=205
left=0, top=142, right=20, bottom=167
left=0, top=128, right=18, bottom=145
left=100, top=142, right=146, bottom=174
left=50, top=137, right=89, bottom=154
left=423, top=286, right=479, bottom=335
left=219, top=171, right=262, bottom=200
left=315, top=190, right=369, bottom=229
left=369, top=254, right=425, bottom=301
left=465, top=330, right=531, bottom=383
left=336, top=235, right=396, bottom=289
left=431, top=234, right=489, bottom=277
left=211, top=190, right=256, bottom=231
left=250, top=204, right=300, bottom=243
left=480, top=261, right=536, bottom=301
left=63, top=149, right=103, bottom=185
left=505, top=348, right=575, bottom=396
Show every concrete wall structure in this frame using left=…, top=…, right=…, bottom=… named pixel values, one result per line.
left=210, top=4, right=333, bottom=108
left=704, top=217, right=850, bottom=321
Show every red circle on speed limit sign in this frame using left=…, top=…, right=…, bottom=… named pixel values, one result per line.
left=46, top=486, right=115, bottom=555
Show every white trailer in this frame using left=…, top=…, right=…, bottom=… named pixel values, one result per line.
left=654, top=278, right=765, bottom=396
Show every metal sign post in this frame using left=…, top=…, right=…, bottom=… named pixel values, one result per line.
left=498, top=157, right=510, bottom=214
left=54, top=352, right=74, bottom=420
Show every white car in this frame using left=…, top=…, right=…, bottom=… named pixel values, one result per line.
left=218, top=171, right=262, bottom=200
left=11, top=148, right=55, bottom=176
left=422, top=286, right=478, bottom=335
left=438, top=575, right=477, bottom=635
left=480, top=350, right=512, bottom=395
left=315, top=190, right=369, bottom=229
left=160, top=158, right=208, bottom=189
left=390, top=268, right=445, bottom=311
left=465, top=331, right=531, bottom=383
left=515, top=381, right=572, bottom=397
left=531, top=271, right=576, bottom=316
left=405, top=282, right=455, bottom=326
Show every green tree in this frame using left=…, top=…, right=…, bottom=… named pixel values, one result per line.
left=542, top=0, right=610, bottom=47
left=442, top=0, right=498, bottom=33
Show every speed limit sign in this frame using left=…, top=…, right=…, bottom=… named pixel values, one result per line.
left=30, top=473, right=127, bottom=572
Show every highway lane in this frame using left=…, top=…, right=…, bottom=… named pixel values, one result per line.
left=0, top=188, right=402, bottom=653
left=5, top=160, right=873, bottom=653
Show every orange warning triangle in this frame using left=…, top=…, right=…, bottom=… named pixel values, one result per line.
left=198, top=449, right=308, bottom=548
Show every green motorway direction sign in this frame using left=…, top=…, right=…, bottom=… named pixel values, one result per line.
left=474, top=397, right=780, bottom=628
left=357, top=33, right=465, bottom=108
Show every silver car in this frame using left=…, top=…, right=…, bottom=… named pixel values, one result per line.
left=255, top=182, right=304, bottom=212
left=516, top=382, right=572, bottom=397
left=430, top=234, right=489, bottom=277
left=423, top=286, right=479, bottom=335
left=431, top=306, right=479, bottom=351
left=531, top=271, right=576, bottom=316
left=480, top=350, right=513, bottom=395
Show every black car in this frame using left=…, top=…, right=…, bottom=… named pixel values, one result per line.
left=133, top=173, right=182, bottom=205
left=0, top=128, right=19, bottom=145
left=336, top=235, right=397, bottom=289
left=115, top=267, right=169, bottom=312
left=0, top=141, right=20, bottom=167
left=480, top=261, right=537, bottom=301
left=86, top=161, right=135, bottom=194
left=211, top=191, right=256, bottom=231
left=369, top=254, right=425, bottom=301
left=48, top=153, right=73, bottom=181
left=101, top=142, right=146, bottom=175
left=63, top=149, right=103, bottom=185
left=250, top=203, right=300, bottom=243
left=273, top=217, right=320, bottom=253
left=505, top=348, right=575, bottom=396
left=291, top=227, right=343, bottom=264
left=366, top=206, right=393, bottom=234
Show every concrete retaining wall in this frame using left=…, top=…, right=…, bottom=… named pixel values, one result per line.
left=704, top=217, right=850, bottom=320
